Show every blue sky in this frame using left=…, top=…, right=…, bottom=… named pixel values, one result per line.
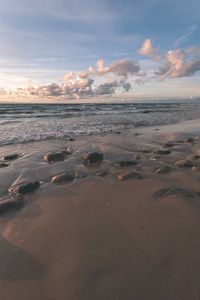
left=0, top=0, right=200, bottom=102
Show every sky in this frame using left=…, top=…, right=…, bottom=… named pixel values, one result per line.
left=0, top=0, right=200, bottom=103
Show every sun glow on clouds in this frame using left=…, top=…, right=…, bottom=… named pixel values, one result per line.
left=1, top=40, right=200, bottom=101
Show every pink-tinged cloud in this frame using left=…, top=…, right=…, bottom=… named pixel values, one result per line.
left=90, top=58, right=140, bottom=78
left=155, top=48, right=200, bottom=80
left=137, top=39, right=160, bottom=58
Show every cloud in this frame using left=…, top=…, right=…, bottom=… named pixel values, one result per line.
left=122, top=82, right=132, bottom=92
left=174, top=26, right=197, bottom=47
left=0, top=87, right=7, bottom=96
left=16, top=58, right=137, bottom=99
left=90, top=58, right=140, bottom=78
left=137, top=39, right=159, bottom=58
left=155, top=48, right=200, bottom=80
left=95, top=81, right=118, bottom=95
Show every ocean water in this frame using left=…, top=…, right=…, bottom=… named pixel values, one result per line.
left=0, top=102, right=200, bottom=146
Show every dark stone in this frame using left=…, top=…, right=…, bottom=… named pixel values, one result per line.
left=44, top=153, right=65, bottom=163
left=175, top=160, right=193, bottom=168
left=69, top=138, right=76, bottom=142
left=153, top=149, right=171, bottom=155
left=143, top=110, right=150, bottom=113
left=139, top=149, right=151, bottom=153
left=10, top=181, right=40, bottom=195
left=95, top=170, right=109, bottom=177
left=153, top=187, right=194, bottom=200
left=115, top=161, right=137, bottom=167
left=51, top=173, right=74, bottom=183
left=162, top=142, right=173, bottom=148
left=186, top=154, right=200, bottom=160
left=133, top=155, right=140, bottom=160
left=156, top=166, right=171, bottom=174
left=192, top=167, right=200, bottom=172
left=115, top=131, right=121, bottom=134
left=149, top=156, right=161, bottom=161
left=118, top=171, right=143, bottom=180
left=0, top=163, right=9, bottom=168
left=0, top=196, right=24, bottom=215
left=134, top=133, right=139, bottom=136
left=3, top=154, right=19, bottom=161
left=83, top=152, right=103, bottom=164
left=185, top=137, right=195, bottom=143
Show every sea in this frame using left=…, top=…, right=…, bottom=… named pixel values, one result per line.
left=0, top=102, right=200, bottom=146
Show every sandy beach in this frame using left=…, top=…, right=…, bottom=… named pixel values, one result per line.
left=0, top=119, right=200, bottom=300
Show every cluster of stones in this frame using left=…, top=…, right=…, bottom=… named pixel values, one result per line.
left=1, top=134, right=200, bottom=215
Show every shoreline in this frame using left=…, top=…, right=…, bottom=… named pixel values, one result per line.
left=0, top=118, right=200, bottom=299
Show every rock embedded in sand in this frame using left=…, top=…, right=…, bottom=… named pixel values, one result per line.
left=156, top=166, right=171, bottom=174
left=186, top=154, right=200, bottom=160
left=118, top=171, right=143, bottom=180
left=115, top=161, right=137, bottom=168
left=44, top=152, right=65, bottom=163
left=10, top=181, right=40, bottom=195
left=95, top=170, right=109, bottom=177
left=153, top=149, right=171, bottom=155
left=51, top=173, right=74, bottom=183
left=0, top=196, right=24, bottom=215
left=162, top=142, right=173, bottom=148
left=83, top=152, right=103, bottom=164
left=3, top=154, right=19, bottom=161
left=185, top=137, right=195, bottom=143
left=175, top=160, right=193, bottom=168
left=0, top=162, right=9, bottom=168
left=139, top=149, right=151, bottom=153
left=149, top=156, right=161, bottom=161
left=192, top=167, right=200, bottom=172
left=133, top=155, right=140, bottom=160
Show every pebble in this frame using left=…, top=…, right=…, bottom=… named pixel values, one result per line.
left=51, top=173, right=74, bottom=183
left=0, top=196, right=24, bottom=215
left=0, top=162, right=9, bottom=168
left=153, top=149, right=171, bottom=155
left=162, top=142, right=173, bottom=148
left=186, top=154, right=200, bottom=160
left=175, top=160, right=193, bottom=168
left=139, top=149, right=151, bottom=153
left=44, top=152, right=65, bottom=163
left=156, top=166, right=171, bottom=174
left=115, top=161, right=137, bottom=167
left=83, top=152, right=103, bottom=164
left=149, top=156, right=161, bottom=161
left=69, top=138, right=76, bottom=142
left=9, top=181, right=40, bottom=195
left=192, top=167, right=200, bottom=172
left=133, top=155, right=140, bottom=160
left=118, top=171, right=143, bottom=180
left=185, top=137, right=195, bottom=143
left=3, top=154, right=19, bottom=161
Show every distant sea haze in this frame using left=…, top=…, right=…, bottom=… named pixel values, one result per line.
left=0, top=103, right=200, bottom=146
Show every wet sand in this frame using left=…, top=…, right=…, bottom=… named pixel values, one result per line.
left=0, top=119, right=200, bottom=299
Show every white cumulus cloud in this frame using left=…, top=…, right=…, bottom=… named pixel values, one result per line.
left=155, top=48, right=200, bottom=80
left=137, top=39, right=159, bottom=58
